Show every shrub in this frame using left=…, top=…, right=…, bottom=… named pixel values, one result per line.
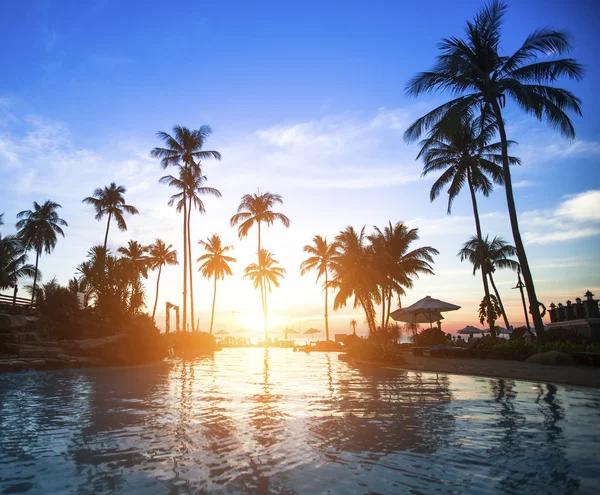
left=414, top=328, right=446, bottom=347
left=345, top=340, right=405, bottom=364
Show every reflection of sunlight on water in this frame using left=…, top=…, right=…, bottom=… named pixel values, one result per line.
left=0, top=349, right=599, bottom=494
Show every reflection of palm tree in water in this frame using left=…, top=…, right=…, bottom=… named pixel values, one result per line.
left=309, top=369, right=454, bottom=456
left=488, top=380, right=578, bottom=493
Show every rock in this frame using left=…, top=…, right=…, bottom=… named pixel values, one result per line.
left=18, top=347, right=62, bottom=359
left=0, top=314, right=27, bottom=331
left=72, top=333, right=165, bottom=365
left=526, top=350, right=575, bottom=366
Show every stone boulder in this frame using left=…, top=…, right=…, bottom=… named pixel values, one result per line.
left=19, top=347, right=62, bottom=359
left=69, top=333, right=166, bottom=365
left=526, top=350, right=575, bottom=366
left=0, top=314, right=28, bottom=331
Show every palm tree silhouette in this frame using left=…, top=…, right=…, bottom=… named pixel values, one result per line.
left=147, top=239, right=179, bottom=321
left=243, top=249, right=286, bottom=340
left=300, top=235, right=337, bottom=342
left=459, top=235, right=520, bottom=330
left=160, top=164, right=221, bottom=331
left=330, top=226, right=379, bottom=336
left=350, top=319, right=357, bottom=335
left=369, top=222, right=438, bottom=330
left=117, top=240, right=149, bottom=310
left=83, top=183, right=139, bottom=252
left=231, top=192, right=290, bottom=339
left=197, top=234, right=237, bottom=335
left=417, top=117, right=513, bottom=331
left=0, top=234, right=39, bottom=291
left=16, top=200, right=67, bottom=303
left=152, top=126, right=221, bottom=333
left=404, top=0, right=583, bottom=337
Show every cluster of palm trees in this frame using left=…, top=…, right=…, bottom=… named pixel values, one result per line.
left=0, top=201, right=67, bottom=302
left=301, top=223, right=438, bottom=340
left=406, top=0, right=583, bottom=338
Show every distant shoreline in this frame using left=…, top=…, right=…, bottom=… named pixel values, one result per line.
left=339, top=353, right=600, bottom=388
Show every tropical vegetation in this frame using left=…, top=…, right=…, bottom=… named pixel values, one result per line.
left=16, top=200, right=67, bottom=303
left=83, top=183, right=138, bottom=252
left=152, top=125, right=221, bottom=333
left=404, top=0, right=583, bottom=338
left=197, top=234, right=236, bottom=335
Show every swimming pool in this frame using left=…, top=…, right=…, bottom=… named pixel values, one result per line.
left=1, top=348, right=598, bottom=494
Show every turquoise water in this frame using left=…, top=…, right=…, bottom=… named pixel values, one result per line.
left=0, top=348, right=599, bottom=494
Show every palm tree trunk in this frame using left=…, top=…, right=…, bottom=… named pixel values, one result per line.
left=182, top=194, right=188, bottom=333
left=187, top=197, right=195, bottom=331
left=31, top=249, right=40, bottom=304
left=103, top=212, right=112, bottom=252
left=381, top=288, right=386, bottom=332
left=489, top=272, right=510, bottom=331
left=385, top=293, right=394, bottom=329
left=263, top=279, right=269, bottom=340
left=324, top=270, right=329, bottom=341
left=492, top=100, right=545, bottom=339
left=258, top=223, right=267, bottom=340
left=210, top=275, right=217, bottom=335
left=467, top=171, right=495, bottom=334
left=152, top=265, right=162, bottom=321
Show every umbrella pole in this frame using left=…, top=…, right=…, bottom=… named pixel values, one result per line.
left=429, top=309, right=433, bottom=329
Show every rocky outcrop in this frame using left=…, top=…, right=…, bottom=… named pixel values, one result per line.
left=525, top=350, right=575, bottom=366
left=0, top=332, right=167, bottom=373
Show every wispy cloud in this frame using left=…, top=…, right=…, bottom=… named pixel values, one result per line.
left=521, top=190, right=600, bottom=244
left=513, top=180, right=537, bottom=188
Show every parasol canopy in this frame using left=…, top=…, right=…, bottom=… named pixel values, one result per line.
left=214, top=329, right=229, bottom=336
left=456, top=325, right=485, bottom=335
left=304, top=328, right=321, bottom=341
left=390, top=309, right=444, bottom=324
left=395, top=296, right=461, bottom=329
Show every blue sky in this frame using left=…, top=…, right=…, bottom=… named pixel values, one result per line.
left=1, top=0, right=599, bottom=335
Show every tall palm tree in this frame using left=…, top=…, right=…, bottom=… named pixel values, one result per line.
left=231, top=192, right=290, bottom=337
left=369, top=222, right=438, bottom=330
left=82, top=183, right=139, bottom=252
left=16, top=200, right=67, bottom=303
left=243, top=249, right=286, bottom=340
left=330, top=226, right=380, bottom=336
left=197, top=234, right=237, bottom=335
left=300, top=235, right=337, bottom=342
left=404, top=0, right=583, bottom=337
left=152, top=126, right=221, bottom=333
left=458, top=235, right=520, bottom=330
left=417, top=117, right=514, bottom=330
left=0, top=234, right=39, bottom=291
left=159, top=164, right=221, bottom=331
left=147, top=239, right=179, bottom=321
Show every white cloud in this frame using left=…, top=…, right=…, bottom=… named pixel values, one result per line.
left=556, top=190, right=600, bottom=222
left=525, top=228, right=600, bottom=245
left=513, top=180, right=537, bottom=188
left=521, top=190, right=600, bottom=244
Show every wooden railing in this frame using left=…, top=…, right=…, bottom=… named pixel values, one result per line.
left=0, top=293, right=35, bottom=308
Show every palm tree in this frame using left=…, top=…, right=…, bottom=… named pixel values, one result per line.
left=243, top=249, right=286, bottom=340
left=0, top=234, right=39, bottom=291
left=16, top=200, right=67, bottom=303
left=369, top=222, right=438, bottom=330
left=117, top=240, right=149, bottom=310
left=147, top=239, right=179, bottom=321
left=159, top=164, right=221, bottom=331
left=83, top=183, right=139, bottom=252
left=458, top=235, right=520, bottom=330
left=350, top=318, right=357, bottom=335
left=300, top=235, right=337, bottom=342
left=231, top=192, right=290, bottom=337
left=152, top=126, right=221, bottom=333
left=330, top=226, right=380, bottom=336
left=197, top=234, right=237, bottom=335
left=417, top=117, right=515, bottom=331
left=404, top=0, right=583, bottom=337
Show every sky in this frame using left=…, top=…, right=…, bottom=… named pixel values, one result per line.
left=1, top=0, right=599, bottom=337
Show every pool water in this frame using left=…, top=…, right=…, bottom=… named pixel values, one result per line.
left=0, top=348, right=599, bottom=494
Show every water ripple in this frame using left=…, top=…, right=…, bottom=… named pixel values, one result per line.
left=1, top=348, right=599, bottom=494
